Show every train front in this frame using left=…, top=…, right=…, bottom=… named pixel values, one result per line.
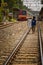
left=17, top=10, right=27, bottom=21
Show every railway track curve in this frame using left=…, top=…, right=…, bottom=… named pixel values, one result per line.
left=3, top=24, right=43, bottom=65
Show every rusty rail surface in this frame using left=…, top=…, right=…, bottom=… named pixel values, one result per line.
left=38, top=25, right=43, bottom=65
left=3, top=23, right=43, bottom=65
left=3, top=29, right=29, bottom=65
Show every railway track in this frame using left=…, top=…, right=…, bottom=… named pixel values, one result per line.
left=13, top=33, right=40, bottom=65
left=0, top=30, right=28, bottom=65
left=0, top=21, right=28, bottom=65
left=0, top=22, right=14, bottom=29
left=3, top=25, right=42, bottom=65
left=39, top=21, right=43, bottom=65
left=0, top=21, right=26, bottom=29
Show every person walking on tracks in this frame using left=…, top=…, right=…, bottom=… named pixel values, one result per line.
left=27, top=18, right=32, bottom=32
left=31, top=16, right=36, bottom=33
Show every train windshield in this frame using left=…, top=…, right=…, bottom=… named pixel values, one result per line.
left=22, top=11, right=26, bottom=15
left=19, top=10, right=27, bottom=15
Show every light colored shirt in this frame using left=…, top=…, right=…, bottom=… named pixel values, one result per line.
left=27, top=18, right=32, bottom=28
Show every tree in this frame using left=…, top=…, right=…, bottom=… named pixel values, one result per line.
left=1, top=0, right=28, bottom=10
left=4, top=0, right=24, bottom=9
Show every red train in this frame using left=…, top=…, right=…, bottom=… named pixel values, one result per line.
left=17, top=9, right=28, bottom=21
left=13, top=8, right=28, bottom=21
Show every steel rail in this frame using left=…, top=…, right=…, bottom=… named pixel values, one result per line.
left=38, top=24, right=43, bottom=65
left=0, top=21, right=27, bottom=29
left=0, top=23, right=14, bottom=29
left=3, top=21, right=43, bottom=65
left=3, top=29, right=30, bottom=65
left=3, top=23, right=42, bottom=65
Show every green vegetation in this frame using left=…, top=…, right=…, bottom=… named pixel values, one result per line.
left=4, top=0, right=28, bottom=10
left=0, top=0, right=28, bottom=22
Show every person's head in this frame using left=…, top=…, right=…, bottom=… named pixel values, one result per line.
left=33, top=16, right=35, bottom=20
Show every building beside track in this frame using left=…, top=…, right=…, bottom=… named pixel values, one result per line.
left=39, top=7, right=43, bottom=21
